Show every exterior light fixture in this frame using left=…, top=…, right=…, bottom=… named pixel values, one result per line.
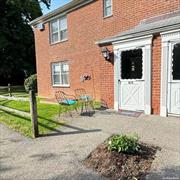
left=101, top=47, right=110, bottom=60
left=37, top=23, right=45, bottom=31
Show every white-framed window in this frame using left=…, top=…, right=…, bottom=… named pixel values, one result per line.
left=52, top=61, right=69, bottom=86
left=50, top=16, right=68, bottom=44
left=103, top=0, right=112, bottom=17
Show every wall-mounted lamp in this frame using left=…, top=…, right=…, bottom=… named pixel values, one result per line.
left=37, top=23, right=45, bottom=31
left=101, top=47, right=110, bottom=60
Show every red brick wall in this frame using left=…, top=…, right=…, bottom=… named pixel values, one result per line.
left=34, top=0, right=180, bottom=114
left=99, top=45, right=114, bottom=108
left=152, top=35, right=162, bottom=114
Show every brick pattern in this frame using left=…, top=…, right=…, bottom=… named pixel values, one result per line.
left=99, top=45, right=114, bottom=108
left=34, top=0, right=180, bottom=114
left=152, top=35, right=162, bottom=114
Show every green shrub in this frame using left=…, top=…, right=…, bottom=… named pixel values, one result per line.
left=24, top=74, right=37, bottom=92
left=108, top=134, right=140, bottom=154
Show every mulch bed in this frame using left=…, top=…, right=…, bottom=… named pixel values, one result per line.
left=84, top=141, right=160, bottom=180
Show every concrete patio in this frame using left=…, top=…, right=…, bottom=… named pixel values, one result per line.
left=0, top=111, right=180, bottom=180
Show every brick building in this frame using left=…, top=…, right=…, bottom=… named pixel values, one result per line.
left=29, top=0, right=180, bottom=117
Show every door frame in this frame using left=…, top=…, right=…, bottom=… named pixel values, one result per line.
left=119, top=48, right=145, bottom=111
left=160, top=29, right=180, bottom=117
left=113, top=35, right=153, bottom=115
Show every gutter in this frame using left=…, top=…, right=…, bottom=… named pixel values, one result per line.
left=29, top=0, right=95, bottom=27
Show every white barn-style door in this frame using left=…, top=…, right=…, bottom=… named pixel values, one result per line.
left=119, top=48, right=145, bottom=111
left=168, top=42, right=180, bottom=115
left=160, top=30, right=180, bottom=117
left=160, top=29, right=180, bottom=117
left=114, top=35, right=152, bottom=115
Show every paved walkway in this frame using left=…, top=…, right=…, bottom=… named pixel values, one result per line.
left=0, top=111, right=180, bottom=180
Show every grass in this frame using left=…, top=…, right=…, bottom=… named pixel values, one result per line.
left=0, top=86, right=28, bottom=97
left=0, top=98, right=78, bottom=137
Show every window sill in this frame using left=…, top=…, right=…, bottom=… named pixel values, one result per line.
left=52, top=84, right=70, bottom=88
left=103, top=14, right=113, bottom=19
left=50, top=39, right=68, bottom=46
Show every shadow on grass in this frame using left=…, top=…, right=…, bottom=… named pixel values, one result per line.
left=1, top=110, right=101, bottom=137
left=0, top=99, right=11, bottom=106
left=1, top=109, right=61, bottom=133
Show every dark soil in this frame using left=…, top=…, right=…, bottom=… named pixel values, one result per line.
left=84, top=141, right=159, bottom=180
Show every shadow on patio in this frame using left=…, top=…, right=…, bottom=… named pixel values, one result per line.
left=146, top=165, right=180, bottom=180
left=0, top=109, right=101, bottom=138
left=39, top=123, right=101, bottom=137
left=37, top=114, right=101, bottom=137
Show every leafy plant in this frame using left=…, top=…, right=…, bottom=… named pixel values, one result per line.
left=24, top=74, right=37, bottom=92
left=108, top=134, right=140, bottom=154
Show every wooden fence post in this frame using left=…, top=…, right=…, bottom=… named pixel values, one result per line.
left=29, top=90, right=39, bottom=138
left=8, top=83, right=12, bottom=97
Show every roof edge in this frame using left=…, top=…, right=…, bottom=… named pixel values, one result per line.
left=29, top=0, right=95, bottom=26
left=96, top=23, right=180, bottom=45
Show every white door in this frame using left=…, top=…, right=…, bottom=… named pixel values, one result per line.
left=168, top=42, right=180, bottom=115
left=119, top=48, right=145, bottom=111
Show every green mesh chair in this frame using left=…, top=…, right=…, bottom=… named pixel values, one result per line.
left=55, top=91, right=77, bottom=117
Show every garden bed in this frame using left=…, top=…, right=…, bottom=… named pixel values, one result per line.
left=84, top=140, right=159, bottom=180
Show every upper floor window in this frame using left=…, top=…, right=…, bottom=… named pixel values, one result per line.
left=103, top=0, right=112, bottom=17
left=52, top=61, right=69, bottom=86
left=50, top=16, right=67, bottom=44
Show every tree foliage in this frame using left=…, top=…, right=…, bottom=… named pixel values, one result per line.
left=0, top=0, right=49, bottom=85
left=24, top=74, right=37, bottom=92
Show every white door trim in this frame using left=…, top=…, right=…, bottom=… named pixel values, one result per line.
left=160, top=29, right=180, bottom=117
left=113, top=35, right=153, bottom=115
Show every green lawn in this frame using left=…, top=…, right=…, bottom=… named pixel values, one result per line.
left=0, top=86, right=28, bottom=97
left=0, top=98, right=78, bottom=137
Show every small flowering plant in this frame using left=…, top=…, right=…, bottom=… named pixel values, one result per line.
left=108, top=134, right=140, bottom=154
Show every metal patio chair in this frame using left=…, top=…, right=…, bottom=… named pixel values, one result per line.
left=74, top=88, right=94, bottom=115
left=55, top=91, right=78, bottom=117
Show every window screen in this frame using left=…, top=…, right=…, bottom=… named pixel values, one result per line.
left=52, top=62, right=69, bottom=86
left=104, top=0, right=112, bottom=17
left=50, top=16, right=67, bottom=44
left=59, top=17, right=67, bottom=41
left=51, top=19, right=59, bottom=43
left=121, top=49, right=143, bottom=79
left=172, top=43, right=180, bottom=80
